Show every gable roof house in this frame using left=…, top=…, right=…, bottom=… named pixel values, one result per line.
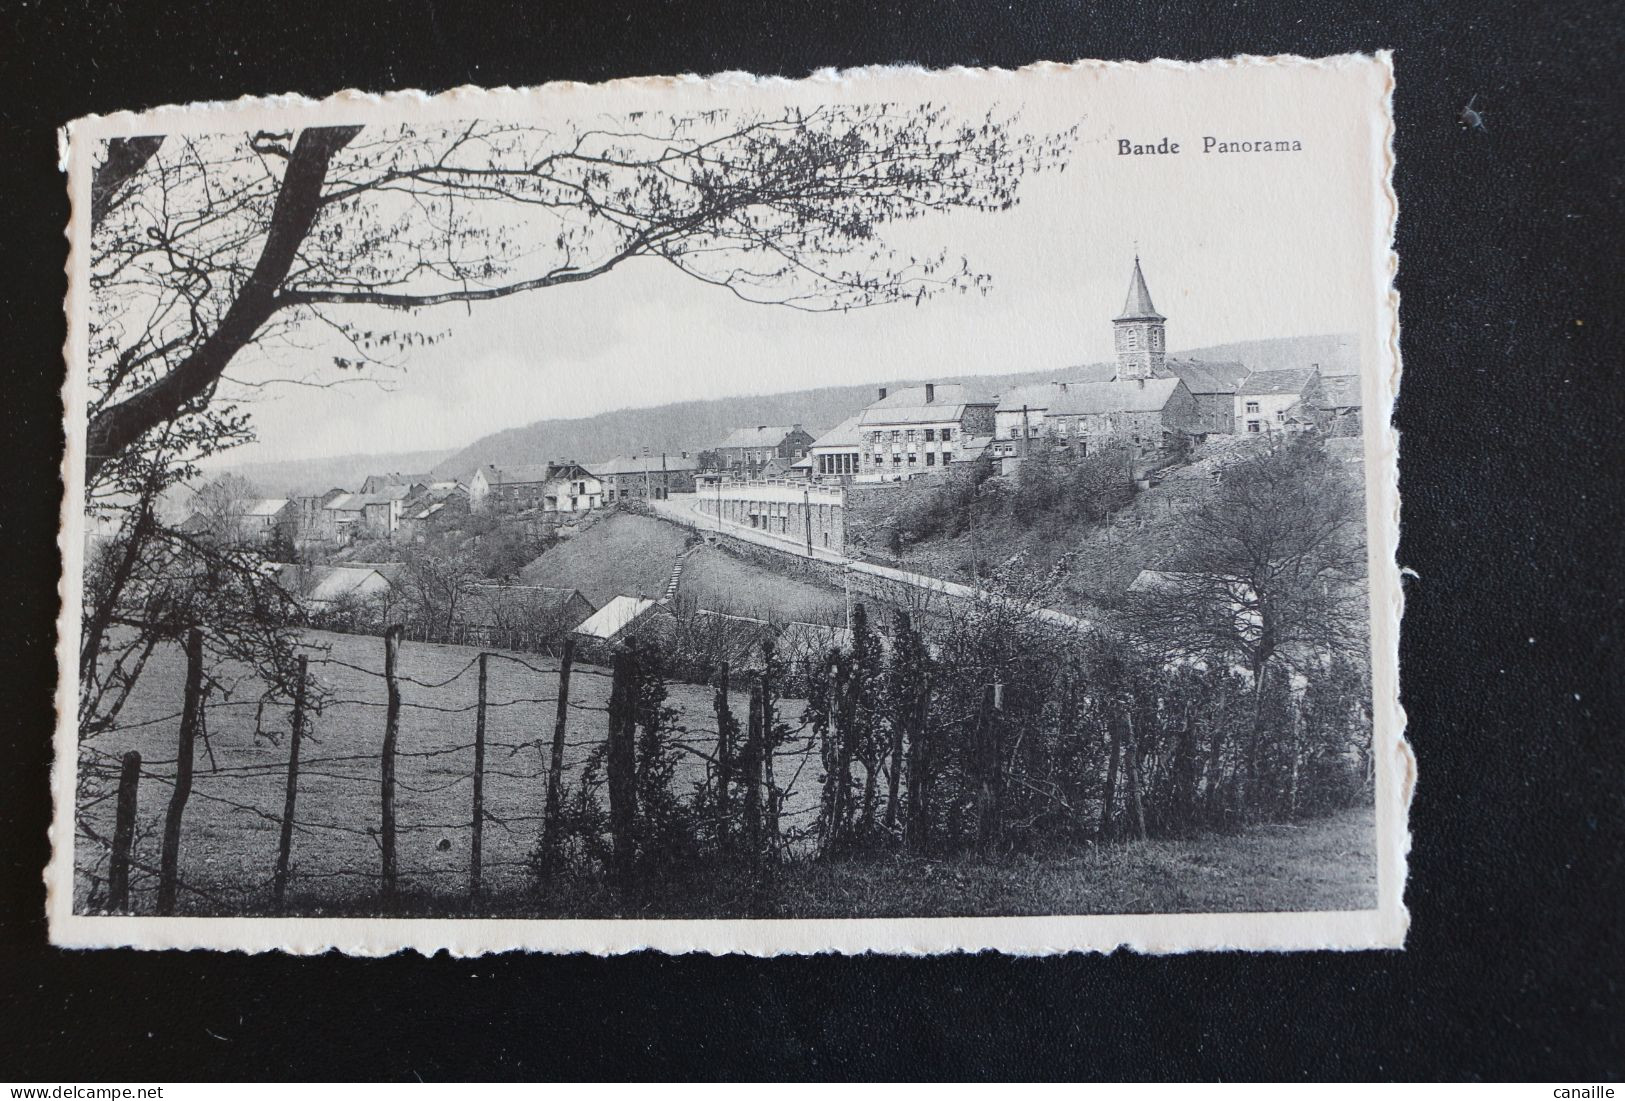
left=469, top=461, right=604, bottom=514
left=590, top=453, right=701, bottom=502
left=1041, top=376, right=1202, bottom=458
left=1234, top=366, right=1324, bottom=435
left=856, top=383, right=996, bottom=481
left=1155, top=358, right=1253, bottom=435
left=360, top=472, right=433, bottom=495
left=713, top=425, right=815, bottom=477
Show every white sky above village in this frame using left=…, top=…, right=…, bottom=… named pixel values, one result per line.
left=214, top=62, right=1383, bottom=462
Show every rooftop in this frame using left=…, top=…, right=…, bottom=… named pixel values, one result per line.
left=1047, top=377, right=1184, bottom=416
left=717, top=425, right=803, bottom=449
left=589, top=454, right=703, bottom=476
left=1238, top=367, right=1321, bottom=397
left=1161, top=359, right=1252, bottom=395
left=572, top=595, right=659, bottom=640
left=808, top=413, right=865, bottom=450
left=1115, top=257, right=1166, bottom=323
left=859, top=384, right=991, bottom=426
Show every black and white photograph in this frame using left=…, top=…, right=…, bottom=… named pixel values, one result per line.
left=52, top=56, right=1406, bottom=953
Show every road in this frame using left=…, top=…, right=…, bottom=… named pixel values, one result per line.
left=647, top=492, right=1089, bottom=632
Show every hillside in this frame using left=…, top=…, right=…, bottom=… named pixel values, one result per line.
left=849, top=434, right=1352, bottom=612
left=432, top=334, right=1357, bottom=478
left=518, top=512, right=694, bottom=605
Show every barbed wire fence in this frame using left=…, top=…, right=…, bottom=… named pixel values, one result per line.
left=74, top=625, right=824, bottom=916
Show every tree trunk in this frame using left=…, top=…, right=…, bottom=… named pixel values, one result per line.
left=539, top=638, right=574, bottom=876
left=86, top=126, right=362, bottom=481
left=712, top=662, right=733, bottom=850
left=605, top=647, right=639, bottom=884
left=157, top=627, right=204, bottom=915
left=903, top=674, right=932, bottom=852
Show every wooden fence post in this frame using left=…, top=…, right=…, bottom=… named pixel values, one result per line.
left=469, top=651, right=488, bottom=899
left=605, top=644, right=639, bottom=884
left=539, top=637, right=575, bottom=875
left=157, top=627, right=203, bottom=915
left=742, top=680, right=764, bottom=858
left=272, top=655, right=308, bottom=909
left=380, top=625, right=403, bottom=903
left=107, top=750, right=141, bottom=912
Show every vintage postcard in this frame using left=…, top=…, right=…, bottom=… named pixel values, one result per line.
left=52, top=53, right=1408, bottom=954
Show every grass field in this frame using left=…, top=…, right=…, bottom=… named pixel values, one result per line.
left=76, top=627, right=1376, bottom=919
left=74, top=628, right=793, bottom=915
left=518, top=512, right=693, bottom=605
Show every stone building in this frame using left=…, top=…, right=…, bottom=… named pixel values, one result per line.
left=857, top=383, right=996, bottom=480
left=592, top=453, right=700, bottom=502
left=712, top=425, right=814, bottom=476
left=1234, top=367, right=1324, bottom=435
left=1044, top=376, right=1202, bottom=458
left=469, top=461, right=604, bottom=513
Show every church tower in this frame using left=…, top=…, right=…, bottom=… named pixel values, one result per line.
left=1113, top=256, right=1167, bottom=380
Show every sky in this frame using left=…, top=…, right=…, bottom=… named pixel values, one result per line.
left=205, top=62, right=1384, bottom=463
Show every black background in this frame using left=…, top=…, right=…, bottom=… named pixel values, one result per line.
left=3, top=0, right=1620, bottom=1081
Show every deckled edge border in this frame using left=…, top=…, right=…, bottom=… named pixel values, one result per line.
left=49, top=51, right=1410, bottom=957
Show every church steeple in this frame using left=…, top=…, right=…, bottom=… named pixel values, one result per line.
left=1113, top=255, right=1167, bottom=379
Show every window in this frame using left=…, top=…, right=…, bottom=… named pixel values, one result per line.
left=1126, top=330, right=1139, bottom=349
left=1247, top=420, right=1262, bottom=434
left=1152, top=329, right=1162, bottom=349
left=926, top=452, right=936, bottom=466
left=907, top=453, right=917, bottom=464
left=941, top=428, right=952, bottom=441
left=1245, top=401, right=1260, bottom=414
left=1009, top=426, right=1021, bottom=439
left=924, top=428, right=936, bottom=441
left=891, top=430, right=900, bottom=442
left=1276, top=409, right=1287, bottom=424
left=891, top=453, right=902, bottom=464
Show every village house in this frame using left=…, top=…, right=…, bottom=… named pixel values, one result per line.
left=1234, top=366, right=1324, bottom=435
left=1316, top=372, right=1364, bottom=435
left=857, top=383, right=996, bottom=481
left=397, top=494, right=470, bottom=542
left=359, top=472, right=433, bottom=495
left=469, top=462, right=604, bottom=514
left=1043, top=376, right=1202, bottom=458
left=271, top=562, right=403, bottom=623
left=591, top=453, right=700, bottom=502
left=711, top=425, right=814, bottom=477
left=243, top=499, right=294, bottom=545
left=1159, top=359, right=1252, bottom=435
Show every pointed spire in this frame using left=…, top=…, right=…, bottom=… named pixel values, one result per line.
left=1115, top=256, right=1165, bottom=322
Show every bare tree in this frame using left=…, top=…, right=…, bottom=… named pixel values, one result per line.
left=1118, top=435, right=1367, bottom=818
left=85, top=109, right=1076, bottom=486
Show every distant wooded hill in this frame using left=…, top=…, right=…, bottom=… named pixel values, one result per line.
left=428, top=333, right=1358, bottom=479
left=224, top=333, right=1357, bottom=491
left=217, top=448, right=457, bottom=498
